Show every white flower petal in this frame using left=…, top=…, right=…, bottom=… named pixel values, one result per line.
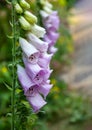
left=19, top=37, right=40, bottom=64
left=31, top=24, right=46, bottom=38
left=27, top=33, right=48, bottom=52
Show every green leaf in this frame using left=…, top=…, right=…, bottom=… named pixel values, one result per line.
left=7, top=35, right=14, bottom=39
left=3, top=82, right=12, bottom=91
left=6, top=113, right=12, bottom=117
left=5, top=0, right=11, bottom=4
left=16, top=88, right=22, bottom=94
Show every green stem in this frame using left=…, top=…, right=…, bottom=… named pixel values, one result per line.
left=11, top=1, right=16, bottom=130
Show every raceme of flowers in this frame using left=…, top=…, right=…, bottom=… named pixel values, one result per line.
left=40, top=0, right=60, bottom=54
left=15, top=0, right=59, bottom=112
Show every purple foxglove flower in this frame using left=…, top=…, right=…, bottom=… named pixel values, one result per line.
left=17, top=64, right=35, bottom=94
left=38, top=83, right=53, bottom=98
left=23, top=55, right=51, bottom=84
left=17, top=65, right=46, bottom=112
left=27, top=33, right=48, bottom=53
left=19, top=37, right=40, bottom=64
left=27, top=91, right=46, bottom=113
left=43, top=69, right=53, bottom=81
left=31, top=24, right=46, bottom=38
left=41, top=11, right=60, bottom=31
left=49, top=46, right=58, bottom=54
left=38, top=53, right=53, bottom=68
left=44, top=32, right=59, bottom=47
left=44, top=33, right=52, bottom=45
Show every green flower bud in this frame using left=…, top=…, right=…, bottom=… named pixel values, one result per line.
left=24, top=11, right=37, bottom=24
left=20, top=0, right=30, bottom=9
left=19, top=16, right=31, bottom=30
left=15, top=3, right=23, bottom=14
left=40, top=0, right=47, bottom=5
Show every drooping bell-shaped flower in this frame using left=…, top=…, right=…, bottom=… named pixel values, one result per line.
left=27, top=33, right=48, bottom=53
left=49, top=46, right=58, bottom=54
left=23, top=55, right=52, bottom=84
left=38, top=53, right=53, bottom=68
left=31, top=24, right=46, bottom=38
left=24, top=11, right=37, bottom=24
left=17, top=65, right=46, bottom=112
left=38, top=82, right=53, bottom=98
left=17, top=65, right=35, bottom=94
left=45, top=11, right=60, bottom=31
left=27, top=91, right=47, bottom=113
left=41, top=10, right=60, bottom=31
left=19, top=37, right=40, bottom=64
left=45, top=31, right=59, bottom=46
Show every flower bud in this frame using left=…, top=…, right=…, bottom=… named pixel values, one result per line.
left=19, top=16, right=31, bottom=30
left=40, top=0, right=47, bottom=5
left=14, top=3, right=23, bottom=14
left=20, top=0, right=30, bottom=9
left=24, top=11, right=37, bottom=24
left=31, top=24, right=46, bottom=38
left=43, top=6, right=52, bottom=14
left=45, top=1, right=53, bottom=9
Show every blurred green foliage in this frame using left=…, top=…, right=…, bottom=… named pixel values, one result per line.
left=0, top=0, right=92, bottom=130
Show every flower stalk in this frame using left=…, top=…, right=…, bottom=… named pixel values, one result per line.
left=11, top=1, right=17, bottom=130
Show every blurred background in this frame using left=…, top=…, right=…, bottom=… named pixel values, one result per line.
left=0, top=0, right=92, bottom=130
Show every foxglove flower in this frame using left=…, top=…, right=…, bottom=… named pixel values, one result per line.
left=38, top=53, right=53, bottom=68
left=38, top=82, right=53, bottom=98
left=49, top=46, right=58, bottom=54
left=17, top=0, right=55, bottom=112
left=44, top=32, right=59, bottom=47
left=17, top=65, right=35, bottom=94
left=27, top=91, right=46, bottom=113
left=31, top=24, right=46, bottom=38
left=40, top=1, right=60, bottom=54
left=17, top=65, right=46, bottom=112
left=23, top=55, right=52, bottom=84
left=27, top=33, right=48, bottom=53
left=41, top=10, right=60, bottom=31
left=19, top=37, right=40, bottom=64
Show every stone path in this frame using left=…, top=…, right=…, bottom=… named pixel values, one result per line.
left=60, top=0, right=92, bottom=96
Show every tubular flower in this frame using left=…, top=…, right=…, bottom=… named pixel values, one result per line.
left=16, top=0, right=56, bottom=112
left=38, top=53, right=53, bottom=68
left=31, top=24, right=46, bottom=38
left=23, top=55, right=52, bottom=84
left=17, top=65, right=47, bottom=113
left=40, top=0, right=60, bottom=54
left=27, top=33, right=48, bottom=53
left=19, top=37, right=40, bottom=64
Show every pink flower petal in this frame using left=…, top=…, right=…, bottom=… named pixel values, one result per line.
left=27, top=33, right=48, bottom=52
left=17, top=65, right=35, bottom=93
left=27, top=92, right=47, bottom=113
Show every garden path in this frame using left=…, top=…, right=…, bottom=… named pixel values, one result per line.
left=60, top=0, right=92, bottom=97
